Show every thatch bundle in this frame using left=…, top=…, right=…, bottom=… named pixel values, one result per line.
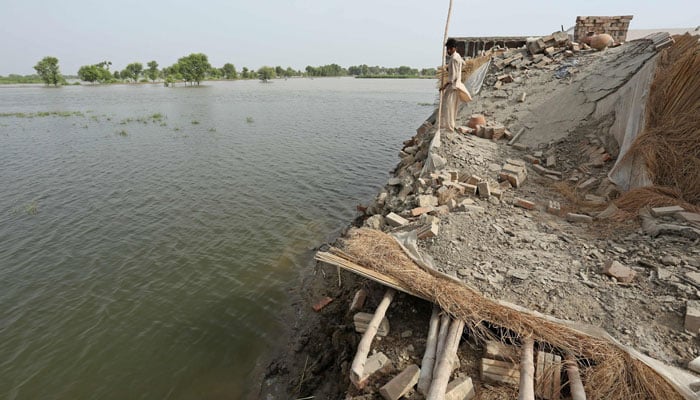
left=330, top=228, right=684, bottom=400
left=616, top=34, right=700, bottom=213
left=437, top=54, right=492, bottom=89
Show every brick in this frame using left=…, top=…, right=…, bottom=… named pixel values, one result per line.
left=602, top=260, right=636, bottom=283
left=445, top=376, right=476, bottom=400
left=499, top=171, right=525, bottom=188
left=477, top=181, right=491, bottom=198
left=503, top=163, right=527, bottom=175
left=503, top=129, right=514, bottom=140
left=484, top=126, right=494, bottom=139
left=417, top=222, right=439, bottom=239
left=491, top=188, right=503, bottom=199
left=354, top=312, right=390, bottom=336
left=385, top=212, right=409, bottom=227
left=411, top=206, right=433, bottom=217
left=524, top=155, right=540, bottom=164
left=514, top=198, right=536, bottom=210
left=684, top=300, right=700, bottom=334
left=677, top=212, right=700, bottom=225
left=578, top=177, right=598, bottom=191
left=651, top=205, right=685, bottom=217
left=481, top=358, right=519, bottom=386
left=492, top=125, right=506, bottom=141
left=461, top=183, right=477, bottom=195
left=417, top=195, right=438, bottom=207
left=466, top=175, right=483, bottom=185
left=512, top=143, right=529, bottom=151
left=379, top=364, right=420, bottom=400
left=546, top=200, right=561, bottom=215
left=497, top=74, right=514, bottom=83
left=349, top=289, right=367, bottom=311
left=566, top=213, right=593, bottom=223
left=312, top=296, right=333, bottom=312
left=355, top=352, right=393, bottom=388
left=431, top=205, right=450, bottom=215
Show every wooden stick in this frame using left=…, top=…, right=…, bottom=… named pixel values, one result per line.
left=565, top=354, right=586, bottom=400
left=518, top=338, right=535, bottom=400
left=418, top=305, right=441, bottom=395
left=426, top=318, right=464, bottom=400
left=435, top=0, right=454, bottom=135
left=508, top=127, right=526, bottom=146
left=350, top=288, right=395, bottom=386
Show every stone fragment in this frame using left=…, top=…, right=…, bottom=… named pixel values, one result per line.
left=387, top=177, right=402, bottom=186
left=677, top=212, right=700, bottom=225
left=518, top=92, right=527, bottom=103
left=545, top=155, right=556, bottom=168
left=350, top=289, right=368, bottom=311
left=354, top=313, right=390, bottom=336
left=651, top=205, right=685, bottom=217
left=685, top=300, right=700, bottom=334
left=566, top=213, right=593, bottom=223
left=524, top=155, right=540, bottom=164
left=356, top=352, right=393, bottom=388
left=512, top=143, right=529, bottom=151
left=385, top=212, right=409, bottom=227
left=417, top=195, right=438, bottom=208
left=602, top=260, right=636, bottom=283
left=379, top=364, right=420, bottom=400
left=688, top=356, right=700, bottom=373
left=445, top=376, right=475, bottom=400
left=364, top=214, right=385, bottom=230
left=661, top=254, right=680, bottom=266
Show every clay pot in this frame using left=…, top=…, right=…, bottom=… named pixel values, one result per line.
left=590, top=34, right=614, bottom=50
left=467, top=114, right=486, bottom=129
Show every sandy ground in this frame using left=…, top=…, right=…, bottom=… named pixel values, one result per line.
left=256, top=38, right=700, bottom=399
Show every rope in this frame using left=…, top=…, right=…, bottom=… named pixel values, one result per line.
left=435, top=0, right=454, bottom=134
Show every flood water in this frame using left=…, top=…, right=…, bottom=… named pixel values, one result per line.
left=0, top=78, right=435, bottom=399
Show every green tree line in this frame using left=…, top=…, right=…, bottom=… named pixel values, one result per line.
left=6, top=55, right=435, bottom=86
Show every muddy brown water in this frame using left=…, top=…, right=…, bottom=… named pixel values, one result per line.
left=0, top=78, right=435, bottom=399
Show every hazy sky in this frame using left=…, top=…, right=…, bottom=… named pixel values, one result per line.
left=1, top=0, right=697, bottom=75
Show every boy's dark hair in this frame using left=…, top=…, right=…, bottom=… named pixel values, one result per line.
left=445, top=38, right=457, bottom=48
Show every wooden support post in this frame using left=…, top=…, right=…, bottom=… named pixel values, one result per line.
left=518, top=338, right=535, bottom=400
left=418, top=305, right=441, bottom=395
left=350, top=288, right=395, bottom=386
left=565, top=354, right=586, bottom=400
left=426, top=319, right=464, bottom=400
left=433, top=313, right=451, bottom=378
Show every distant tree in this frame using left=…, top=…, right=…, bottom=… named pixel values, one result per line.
left=123, top=62, right=143, bottom=83
left=284, top=66, right=295, bottom=77
left=146, top=61, right=159, bottom=82
left=222, top=63, right=237, bottom=79
left=257, top=66, right=276, bottom=81
left=241, top=67, right=249, bottom=79
left=176, top=53, right=211, bottom=85
left=78, top=65, right=99, bottom=83
left=420, top=68, right=436, bottom=77
left=113, top=70, right=121, bottom=80
left=209, top=67, right=222, bottom=79
left=275, top=66, right=284, bottom=76
left=33, top=56, right=62, bottom=86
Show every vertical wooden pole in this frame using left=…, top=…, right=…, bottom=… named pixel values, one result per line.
left=426, top=319, right=464, bottom=400
left=518, top=338, right=535, bottom=400
left=565, top=354, right=586, bottom=400
left=418, top=305, right=441, bottom=394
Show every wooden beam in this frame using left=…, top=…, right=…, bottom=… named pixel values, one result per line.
left=427, top=319, right=464, bottom=400
left=418, top=305, right=441, bottom=395
left=518, top=338, right=535, bottom=400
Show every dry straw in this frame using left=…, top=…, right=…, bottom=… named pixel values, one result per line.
left=331, top=228, right=684, bottom=400
left=616, top=34, right=700, bottom=213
